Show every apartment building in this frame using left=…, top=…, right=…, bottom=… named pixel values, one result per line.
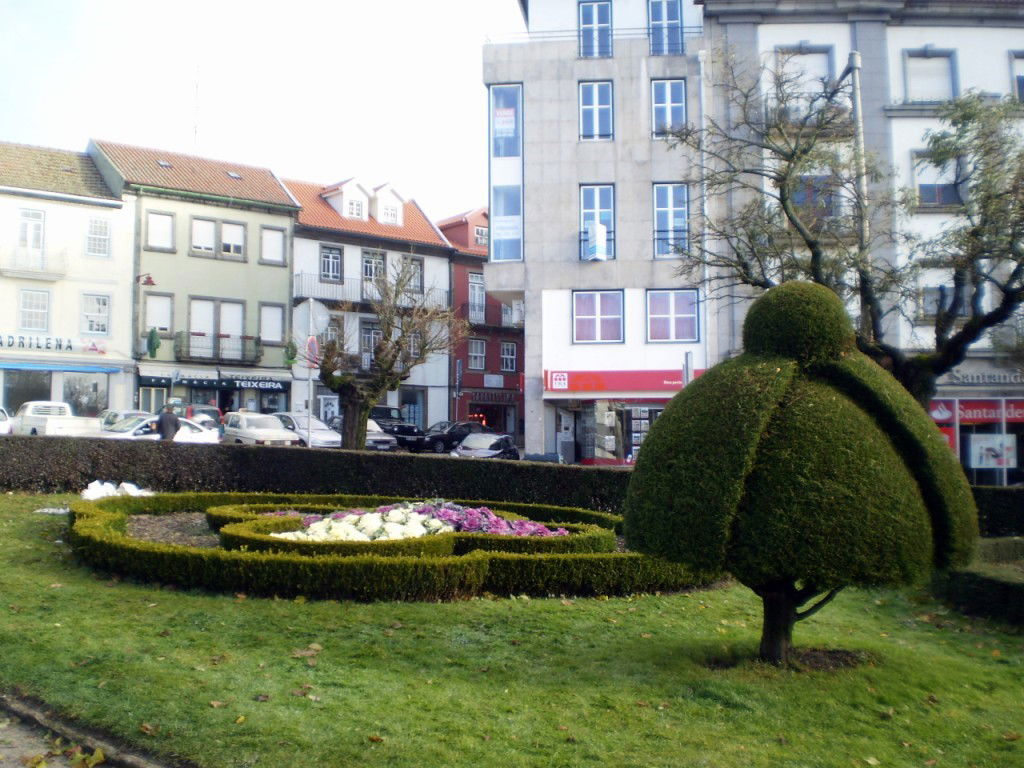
left=0, top=142, right=135, bottom=415
left=437, top=208, right=525, bottom=441
left=89, top=141, right=299, bottom=414
left=284, top=178, right=453, bottom=428
left=698, top=0, right=1024, bottom=484
left=484, top=0, right=708, bottom=462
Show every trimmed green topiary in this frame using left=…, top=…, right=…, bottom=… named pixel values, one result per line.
left=625, top=281, right=978, bottom=663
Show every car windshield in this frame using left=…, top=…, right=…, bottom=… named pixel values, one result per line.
left=108, top=417, right=150, bottom=433
left=291, top=415, right=329, bottom=430
left=375, top=408, right=403, bottom=420
left=245, top=415, right=285, bottom=430
left=426, top=421, right=451, bottom=433
left=461, top=433, right=500, bottom=450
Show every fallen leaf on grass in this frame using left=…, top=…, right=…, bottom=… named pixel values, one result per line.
left=635, top=701, right=650, bottom=708
left=48, top=583, right=62, bottom=588
left=234, top=715, right=245, bottom=725
left=253, top=694, right=270, bottom=702
left=924, top=761, right=937, bottom=766
left=864, top=758, right=880, bottom=766
left=640, top=633, right=652, bottom=638
left=157, top=630, right=171, bottom=637
left=557, top=725, right=568, bottom=731
left=307, top=695, right=321, bottom=702
left=1004, top=732, right=1022, bottom=741
left=139, top=723, right=157, bottom=736
left=880, top=708, right=895, bottom=720
left=209, top=701, right=227, bottom=708
left=368, top=735, right=384, bottom=743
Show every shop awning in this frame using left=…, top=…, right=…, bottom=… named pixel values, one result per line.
left=0, top=361, right=121, bottom=374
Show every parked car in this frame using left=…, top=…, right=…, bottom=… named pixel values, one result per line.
left=168, top=401, right=223, bottom=428
left=222, top=411, right=300, bottom=446
left=369, top=405, right=425, bottom=451
left=98, top=408, right=150, bottom=430
left=100, top=415, right=220, bottom=444
left=272, top=412, right=341, bottom=448
left=422, top=420, right=494, bottom=454
left=0, top=407, right=10, bottom=436
left=451, top=432, right=520, bottom=460
left=365, top=419, right=398, bottom=451
left=10, top=401, right=101, bottom=436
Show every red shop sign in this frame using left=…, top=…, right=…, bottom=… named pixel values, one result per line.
left=928, top=399, right=956, bottom=424
left=1006, top=400, right=1024, bottom=423
left=544, top=369, right=706, bottom=393
left=958, top=399, right=1003, bottom=425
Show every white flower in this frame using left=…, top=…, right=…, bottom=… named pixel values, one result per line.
left=403, top=523, right=428, bottom=538
left=384, top=509, right=407, bottom=524
left=382, top=521, right=407, bottom=539
left=357, top=513, right=384, bottom=535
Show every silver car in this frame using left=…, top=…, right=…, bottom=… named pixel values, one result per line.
left=272, top=412, right=341, bottom=448
left=365, top=419, right=398, bottom=451
left=101, top=415, right=220, bottom=444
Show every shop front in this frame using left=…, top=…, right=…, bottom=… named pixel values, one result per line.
left=136, top=363, right=291, bottom=415
left=454, top=387, right=521, bottom=439
left=0, top=360, right=129, bottom=416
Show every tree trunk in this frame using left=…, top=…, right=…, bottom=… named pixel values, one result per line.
left=758, top=587, right=798, bottom=665
left=340, top=400, right=369, bottom=450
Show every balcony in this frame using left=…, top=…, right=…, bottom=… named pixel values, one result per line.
left=0, top=247, right=68, bottom=280
left=578, top=230, right=616, bottom=261
left=174, top=332, right=262, bottom=364
left=457, top=302, right=524, bottom=329
left=293, top=272, right=449, bottom=309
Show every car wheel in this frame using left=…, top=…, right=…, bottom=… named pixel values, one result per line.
left=30, top=429, right=38, bottom=436
left=431, top=439, right=446, bottom=454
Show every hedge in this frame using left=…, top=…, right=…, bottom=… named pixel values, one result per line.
left=933, top=536, right=1024, bottom=626
left=67, top=493, right=706, bottom=601
left=972, top=486, right=1024, bottom=537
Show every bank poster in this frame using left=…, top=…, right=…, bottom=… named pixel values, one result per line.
left=968, top=434, right=1017, bottom=469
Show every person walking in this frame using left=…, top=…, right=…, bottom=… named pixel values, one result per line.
left=157, top=404, right=180, bottom=441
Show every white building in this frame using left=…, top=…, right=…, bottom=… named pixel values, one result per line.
left=0, top=142, right=135, bottom=415
left=284, top=178, right=453, bottom=429
left=484, top=0, right=709, bottom=463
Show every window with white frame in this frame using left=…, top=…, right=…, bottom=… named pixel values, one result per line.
left=468, top=339, right=486, bottom=369
left=320, top=246, right=342, bottom=281
left=259, top=304, right=284, bottom=344
left=500, top=341, right=517, bottom=372
left=19, top=290, right=48, bottom=332
left=580, top=185, right=615, bottom=260
left=406, top=331, right=422, bottom=359
left=474, top=226, right=488, bottom=246
left=381, top=204, right=399, bottom=224
left=19, top=209, right=44, bottom=253
left=573, top=290, right=623, bottom=343
left=146, top=211, right=174, bottom=250
left=220, top=222, right=245, bottom=258
left=648, top=0, right=683, bottom=56
left=191, top=218, right=216, bottom=254
left=322, top=317, right=342, bottom=345
left=362, top=250, right=385, bottom=299
left=579, top=81, right=613, bottom=140
left=653, top=183, right=688, bottom=257
left=1012, top=53, right=1024, bottom=100
left=905, top=49, right=957, bottom=103
left=260, top=227, right=286, bottom=264
left=579, top=1, right=612, bottom=58
left=82, top=294, right=110, bottom=335
left=652, top=80, right=686, bottom=137
left=144, top=294, right=172, bottom=333
left=85, top=218, right=111, bottom=258
left=777, top=46, right=833, bottom=114
left=920, top=286, right=969, bottom=319
left=404, top=257, right=424, bottom=293
left=647, top=289, right=698, bottom=342
left=347, top=199, right=364, bottom=218
left=468, top=272, right=486, bottom=322
left=360, top=321, right=383, bottom=367
left=914, top=153, right=961, bottom=207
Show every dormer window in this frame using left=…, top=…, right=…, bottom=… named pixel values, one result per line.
left=474, top=226, right=489, bottom=246
left=381, top=204, right=399, bottom=224
left=226, top=171, right=242, bottom=180
left=347, top=199, right=364, bottom=218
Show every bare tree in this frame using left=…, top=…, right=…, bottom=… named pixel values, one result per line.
left=317, top=259, right=467, bottom=449
left=674, top=49, right=1024, bottom=403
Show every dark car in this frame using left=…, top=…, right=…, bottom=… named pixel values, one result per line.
left=369, top=405, right=425, bottom=451
left=451, top=432, right=520, bottom=460
left=423, top=420, right=494, bottom=454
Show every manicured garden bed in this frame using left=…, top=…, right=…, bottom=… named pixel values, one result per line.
left=2, top=494, right=1022, bottom=768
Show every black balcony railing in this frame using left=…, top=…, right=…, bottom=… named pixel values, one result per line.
left=649, top=26, right=684, bottom=56
left=457, top=302, right=524, bottom=328
left=174, top=332, right=262, bottom=364
left=578, top=230, right=616, bottom=261
left=654, top=229, right=688, bottom=258
left=579, top=31, right=612, bottom=58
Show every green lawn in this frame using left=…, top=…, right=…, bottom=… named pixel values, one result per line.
left=1, top=494, right=1021, bottom=768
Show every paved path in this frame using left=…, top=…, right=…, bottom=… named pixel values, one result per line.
left=0, top=710, right=82, bottom=767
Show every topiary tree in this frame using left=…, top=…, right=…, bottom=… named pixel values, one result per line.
left=624, top=281, right=977, bottom=664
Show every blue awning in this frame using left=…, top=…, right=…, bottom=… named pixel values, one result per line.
left=0, top=361, right=121, bottom=374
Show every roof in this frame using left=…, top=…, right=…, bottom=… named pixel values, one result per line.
left=0, top=141, right=117, bottom=200
left=92, top=140, right=297, bottom=208
left=437, top=207, right=489, bottom=257
left=284, top=179, right=450, bottom=249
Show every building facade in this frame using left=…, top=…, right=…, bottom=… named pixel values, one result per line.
left=284, top=178, right=453, bottom=428
left=89, top=141, right=299, bottom=414
left=438, top=208, right=525, bottom=442
left=0, top=142, right=135, bottom=415
left=484, top=0, right=709, bottom=462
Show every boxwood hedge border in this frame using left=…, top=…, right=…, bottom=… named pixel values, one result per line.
left=933, top=536, right=1024, bottom=626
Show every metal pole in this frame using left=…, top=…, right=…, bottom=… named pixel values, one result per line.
left=848, top=51, right=872, bottom=338
left=307, top=304, right=313, bottom=448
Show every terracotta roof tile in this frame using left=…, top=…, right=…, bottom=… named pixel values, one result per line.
left=93, top=140, right=297, bottom=208
left=0, top=141, right=116, bottom=200
left=284, top=179, right=449, bottom=249
left=438, top=207, right=489, bottom=257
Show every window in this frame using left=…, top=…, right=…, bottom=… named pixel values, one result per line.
left=474, top=226, right=488, bottom=246
left=921, top=286, right=969, bottom=319
left=260, top=304, right=284, bottom=344
left=19, top=290, right=48, bottom=332
left=579, top=1, right=611, bottom=58
left=406, top=331, right=422, bottom=359
left=777, top=46, right=833, bottom=115
left=381, top=204, right=399, bottom=224
left=468, top=273, right=486, bottom=323
left=647, top=289, right=698, bottom=342
left=347, top=199, right=364, bottom=218
left=653, top=183, right=688, bottom=258
left=260, top=227, right=286, bottom=264
left=191, top=218, right=216, bottom=254
left=579, top=81, right=613, bottom=140
left=320, top=246, right=342, bottom=281
left=573, top=290, right=623, bottom=343
left=791, top=175, right=841, bottom=219
left=491, top=184, right=523, bottom=262
left=652, top=80, right=686, bottom=137
left=490, top=84, right=522, bottom=159
left=145, top=294, right=172, bottom=333
left=19, top=209, right=44, bottom=252
left=905, top=48, right=957, bottom=103
left=580, top=185, right=615, bottom=260
left=146, top=211, right=174, bottom=250
left=914, top=153, right=961, bottom=207
left=500, top=341, right=517, bottom=372
left=362, top=250, right=386, bottom=300
left=468, top=339, right=486, bottom=369
left=85, top=218, right=110, bottom=258
left=322, top=316, right=343, bottom=346
left=82, top=294, right=110, bottom=335
left=404, top=257, right=424, bottom=294
left=221, top=222, right=245, bottom=258
left=649, top=0, right=682, bottom=56
left=361, top=321, right=383, bottom=368
left=1012, top=53, right=1024, bottom=100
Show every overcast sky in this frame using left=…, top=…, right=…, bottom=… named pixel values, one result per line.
left=0, top=0, right=526, bottom=222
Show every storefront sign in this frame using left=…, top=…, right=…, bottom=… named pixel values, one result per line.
left=544, top=369, right=705, bottom=393
left=228, top=378, right=288, bottom=391
left=0, top=334, right=75, bottom=351
left=968, top=434, right=1017, bottom=469
left=944, top=369, right=1024, bottom=386
left=465, top=390, right=518, bottom=404
left=929, top=399, right=956, bottom=424
left=958, top=399, right=1003, bottom=425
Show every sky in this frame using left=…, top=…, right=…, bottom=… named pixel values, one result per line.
left=0, top=0, right=526, bottom=222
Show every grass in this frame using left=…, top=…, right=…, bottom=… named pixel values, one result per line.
left=2, top=493, right=1022, bottom=768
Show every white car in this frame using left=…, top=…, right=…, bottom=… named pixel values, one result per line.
left=0, top=407, right=10, bottom=436
left=101, top=415, right=220, bottom=444
left=98, top=408, right=150, bottom=430
left=365, top=418, right=398, bottom=451
left=272, top=412, right=341, bottom=448
left=222, top=411, right=300, bottom=446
